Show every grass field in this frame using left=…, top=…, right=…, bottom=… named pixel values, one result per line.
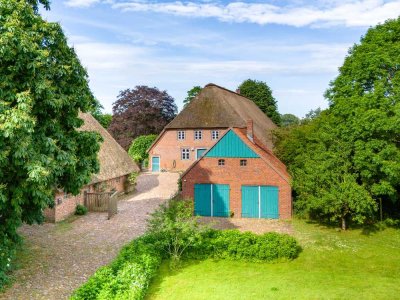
left=147, top=220, right=400, bottom=300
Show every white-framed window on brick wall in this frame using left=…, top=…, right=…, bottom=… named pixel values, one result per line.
left=181, top=148, right=190, bottom=160
left=194, top=130, right=202, bottom=140
left=211, top=130, right=219, bottom=140
left=177, top=130, right=185, bottom=140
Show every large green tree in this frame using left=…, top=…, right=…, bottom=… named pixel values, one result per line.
left=274, top=18, right=400, bottom=229
left=183, top=86, right=202, bottom=107
left=238, top=79, right=281, bottom=125
left=0, top=0, right=100, bottom=283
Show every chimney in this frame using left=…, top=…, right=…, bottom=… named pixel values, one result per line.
left=236, top=88, right=240, bottom=94
left=246, top=119, right=254, bottom=142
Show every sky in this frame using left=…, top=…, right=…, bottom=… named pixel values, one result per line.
left=42, top=1, right=400, bottom=117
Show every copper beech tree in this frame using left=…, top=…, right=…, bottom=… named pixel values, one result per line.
left=109, top=86, right=177, bottom=150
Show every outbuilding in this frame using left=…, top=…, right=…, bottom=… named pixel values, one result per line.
left=181, top=124, right=292, bottom=219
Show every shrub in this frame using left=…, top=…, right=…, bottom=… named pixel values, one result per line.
left=71, top=234, right=162, bottom=300
left=147, top=199, right=207, bottom=266
left=0, top=235, right=17, bottom=289
left=128, top=135, right=157, bottom=165
left=186, top=229, right=301, bottom=262
left=75, top=204, right=88, bottom=216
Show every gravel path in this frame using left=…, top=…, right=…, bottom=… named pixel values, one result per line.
left=1, top=172, right=179, bottom=300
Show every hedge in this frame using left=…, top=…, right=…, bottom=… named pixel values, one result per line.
left=71, top=230, right=300, bottom=300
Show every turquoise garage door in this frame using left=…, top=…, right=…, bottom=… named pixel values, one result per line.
left=241, top=186, right=279, bottom=219
left=151, top=156, right=160, bottom=172
left=194, top=184, right=230, bottom=217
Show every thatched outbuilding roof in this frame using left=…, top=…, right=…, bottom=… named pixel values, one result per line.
left=165, top=83, right=277, bottom=148
left=79, top=112, right=139, bottom=184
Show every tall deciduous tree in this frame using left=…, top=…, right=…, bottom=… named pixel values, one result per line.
left=183, top=86, right=202, bottom=107
left=0, top=0, right=100, bottom=284
left=109, top=86, right=177, bottom=150
left=274, top=18, right=400, bottom=229
left=238, top=79, right=281, bottom=125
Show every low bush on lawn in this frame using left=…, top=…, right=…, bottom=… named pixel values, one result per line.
left=71, top=199, right=301, bottom=300
left=187, top=229, right=300, bottom=262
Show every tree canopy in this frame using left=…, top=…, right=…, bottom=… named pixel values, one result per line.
left=183, top=86, right=202, bottom=107
left=108, top=86, right=177, bottom=150
left=281, top=114, right=300, bottom=127
left=0, top=0, right=101, bottom=284
left=238, top=79, right=281, bottom=125
left=274, top=18, right=400, bottom=229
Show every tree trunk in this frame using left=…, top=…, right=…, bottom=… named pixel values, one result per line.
left=341, top=217, right=347, bottom=230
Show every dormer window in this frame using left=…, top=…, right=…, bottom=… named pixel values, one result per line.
left=178, top=131, right=185, bottom=140
left=194, top=130, right=202, bottom=140
left=211, top=130, right=219, bottom=140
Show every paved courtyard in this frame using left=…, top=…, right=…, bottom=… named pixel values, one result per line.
left=0, top=172, right=179, bottom=300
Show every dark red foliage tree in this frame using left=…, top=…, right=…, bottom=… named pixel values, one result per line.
left=109, top=86, right=177, bottom=149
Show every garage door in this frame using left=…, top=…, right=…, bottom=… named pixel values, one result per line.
left=241, top=186, right=279, bottom=219
left=194, top=184, right=230, bottom=217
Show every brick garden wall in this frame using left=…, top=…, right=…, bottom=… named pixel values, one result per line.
left=182, top=157, right=292, bottom=219
left=44, top=175, right=128, bottom=222
left=149, top=128, right=227, bottom=171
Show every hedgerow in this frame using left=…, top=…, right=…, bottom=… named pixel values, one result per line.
left=71, top=200, right=301, bottom=300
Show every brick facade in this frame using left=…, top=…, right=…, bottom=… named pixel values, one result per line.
left=181, top=157, right=292, bottom=219
left=149, top=128, right=227, bottom=171
left=44, top=175, right=128, bottom=222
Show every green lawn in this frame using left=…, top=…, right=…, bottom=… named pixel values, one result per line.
left=146, top=220, right=400, bottom=300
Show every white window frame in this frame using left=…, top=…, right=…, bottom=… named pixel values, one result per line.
left=194, top=130, right=202, bottom=140
left=240, top=159, right=247, bottom=166
left=218, top=159, right=225, bottom=166
left=211, top=130, right=219, bottom=140
left=181, top=148, right=190, bottom=160
left=177, top=130, right=185, bottom=140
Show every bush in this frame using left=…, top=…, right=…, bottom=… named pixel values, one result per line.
left=75, top=204, right=88, bottom=216
left=128, top=135, right=157, bottom=165
left=0, top=236, right=17, bottom=289
left=71, top=234, right=162, bottom=300
left=147, top=199, right=207, bottom=266
left=186, top=229, right=301, bottom=262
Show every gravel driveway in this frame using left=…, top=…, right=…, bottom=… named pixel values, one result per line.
left=1, top=172, right=179, bottom=300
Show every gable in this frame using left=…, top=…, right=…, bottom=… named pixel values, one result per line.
left=205, top=130, right=259, bottom=158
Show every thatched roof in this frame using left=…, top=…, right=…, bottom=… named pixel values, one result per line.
left=79, top=112, right=139, bottom=184
left=166, top=83, right=277, bottom=148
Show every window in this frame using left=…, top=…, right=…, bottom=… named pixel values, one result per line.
left=181, top=148, right=190, bottom=160
left=240, top=159, right=247, bottom=166
left=194, top=130, right=202, bottom=140
left=218, top=159, right=225, bottom=166
left=177, top=130, right=185, bottom=140
left=211, top=130, right=219, bottom=140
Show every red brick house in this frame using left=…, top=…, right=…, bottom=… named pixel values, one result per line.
left=44, top=113, right=139, bottom=222
left=181, top=125, right=292, bottom=220
left=148, top=83, right=277, bottom=172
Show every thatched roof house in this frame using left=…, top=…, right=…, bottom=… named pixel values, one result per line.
left=165, top=83, right=277, bottom=148
left=79, top=112, right=139, bottom=183
left=45, top=113, right=139, bottom=222
left=148, top=83, right=278, bottom=172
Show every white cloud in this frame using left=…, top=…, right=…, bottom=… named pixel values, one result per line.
left=69, top=39, right=346, bottom=115
left=64, top=0, right=101, bottom=8
left=111, top=0, right=400, bottom=27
